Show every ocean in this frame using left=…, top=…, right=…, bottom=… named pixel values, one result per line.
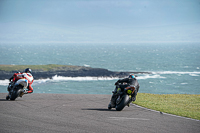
left=0, top=42, right=200, bottom=95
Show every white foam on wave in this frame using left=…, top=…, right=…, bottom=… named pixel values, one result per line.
left=137, top=74, right=166, bottom=80
left=152, top=71, right=200, bottom=75
left=84, top=64, right=90, bottom=67
left=32, top=75, right=120, bottom=86
left=0, top=74, right=166, bottom=86
left=0, top=79, right=9, bottom=86
left=52, top=75, right=119, bottom=81
left=181, top=83, right=188, bottom=85
left=1, top=71, right=199, bottom=86
left=33, top=78, right=51, bottom=85
left=0, top=76, right=118, bottom=86
left=189, top=73, right=199, bottom=76
left=0, top=76, right=120, bottom=86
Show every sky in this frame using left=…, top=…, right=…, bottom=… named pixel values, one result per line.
left=0, top=0, right=200, bottom=43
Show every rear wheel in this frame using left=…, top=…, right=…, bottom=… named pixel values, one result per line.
left=10, top=90, right=19, bottom=100
left=10, top=87, right=22, bottom=100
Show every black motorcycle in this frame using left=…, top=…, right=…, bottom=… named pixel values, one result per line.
left=108, top=84, right=136, bottom=111
left=6, top=79, right=28, bottom=101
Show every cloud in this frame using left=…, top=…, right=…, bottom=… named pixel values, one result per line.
left=0, top=0, right=200, bottom=43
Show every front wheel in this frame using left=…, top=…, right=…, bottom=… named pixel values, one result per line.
left=108, top=104, right=112, bottom=110
left=115, top=94, right=130, bottom=111
left=6, top=95, right=10, bottom=100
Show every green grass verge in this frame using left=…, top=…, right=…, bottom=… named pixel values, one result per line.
left=0, top=64, right=79, bottom=72
left=134, top=93, right=200, bottom=120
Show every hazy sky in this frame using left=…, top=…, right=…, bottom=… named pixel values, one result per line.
left=0, top=0, right=200, bottom=43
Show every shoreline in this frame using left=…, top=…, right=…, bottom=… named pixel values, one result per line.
left=0, top=64, right=151, bottom=80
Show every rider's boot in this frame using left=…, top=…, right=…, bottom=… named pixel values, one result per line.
left=127, top=96, right=132, bottom=107
left=19, top=90, right=28, bottom=97
left=132, top=89, right=138, bottom=102
left=19, top=92, right=24, bottom=97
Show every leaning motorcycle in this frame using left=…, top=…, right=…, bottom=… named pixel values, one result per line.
left=108, top=84, right=136, bottom=111
left=6, top=79, right=28, bottom=100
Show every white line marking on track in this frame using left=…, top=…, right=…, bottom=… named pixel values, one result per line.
left=108, top=117, right=150, bottom=121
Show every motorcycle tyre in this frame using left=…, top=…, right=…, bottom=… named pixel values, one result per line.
left=6, top=95, right=10, bottom=100
left=115, top=94, right=130, bottom=111
left=10, top=89, right=21, bottom=101
left=108, top=104, right=112, bottom=110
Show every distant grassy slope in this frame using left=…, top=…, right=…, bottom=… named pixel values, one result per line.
left=0, top=64, right=134, bottom=80
left=135, top=93, right=200, bottom=120
left=0, top=64, right=82, bottom=72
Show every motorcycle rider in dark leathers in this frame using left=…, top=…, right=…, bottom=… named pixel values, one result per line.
left=108, top=74, right=140, bottom=108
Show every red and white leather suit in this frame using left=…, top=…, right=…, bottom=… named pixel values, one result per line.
left=12, top=72, right=34, bottom=93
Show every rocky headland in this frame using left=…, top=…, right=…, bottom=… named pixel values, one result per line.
left=0, top=64, right=151, bottom=80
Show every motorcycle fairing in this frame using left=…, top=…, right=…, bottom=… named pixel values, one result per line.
left=15, top=79, right=28, bottom=88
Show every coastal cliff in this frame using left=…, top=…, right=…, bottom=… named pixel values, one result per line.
left=0, top=64, right=150, bottom=80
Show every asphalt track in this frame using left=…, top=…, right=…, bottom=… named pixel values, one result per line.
left=0, top=93, right=199, bottom=133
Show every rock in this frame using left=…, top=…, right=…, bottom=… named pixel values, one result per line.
left=0, top=66, right=151, bottom=80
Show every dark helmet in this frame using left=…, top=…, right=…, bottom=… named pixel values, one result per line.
left=25, top=68, right=32, bottom=74
left=129, top=74, right=135, bottom=78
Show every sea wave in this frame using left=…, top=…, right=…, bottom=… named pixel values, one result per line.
left=51, top=75, right=119, bottom=81
left=0, top=76, right=120, bottom=86
left=137, top=74, right=166, bottom=80
left=0, top=71, right=199, bottom=86
left=0, top=74, right=165, bottom=86
left=0, top=79, right=9, bottom=86
left=152, top=71, right=200, bottom=75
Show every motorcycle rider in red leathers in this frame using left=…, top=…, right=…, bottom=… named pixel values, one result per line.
left=6, top=68, right=34, bottom=100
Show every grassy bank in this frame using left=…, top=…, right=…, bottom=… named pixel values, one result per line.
left=0, top=64, right=79, bottom=72
left=134, top=93, right=200, bottom=120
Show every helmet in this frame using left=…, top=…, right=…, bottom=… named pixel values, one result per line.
left=129, top=74, right=135, bottom=78
left=25, top=68, right=32, bottom=74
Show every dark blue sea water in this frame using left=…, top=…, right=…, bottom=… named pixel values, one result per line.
left=0, top=42, right=200, bottom=94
